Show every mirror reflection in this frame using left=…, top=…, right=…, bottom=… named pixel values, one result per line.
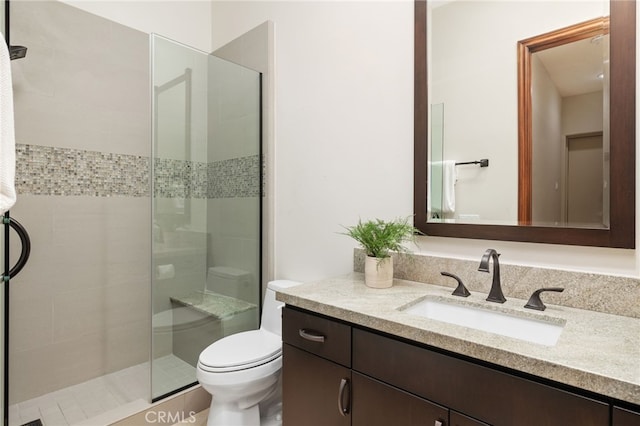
left=519, top=18, right=609, bottom=228
left=427, top=0, right=609, bottom=228
left=154, top=67, right=193, bottom=224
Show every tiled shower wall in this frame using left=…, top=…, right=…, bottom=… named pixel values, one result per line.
left=8, top=1, right=151, bottom=403
left=205, top=55, right=262, bottom=287
left=9, top=1, right=262, bottom=404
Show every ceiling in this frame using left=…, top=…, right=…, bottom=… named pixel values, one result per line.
left=533, top=34, right=608, bottom=97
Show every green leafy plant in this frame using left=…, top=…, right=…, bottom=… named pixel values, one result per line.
left=342, top=216, right=421, bottom=259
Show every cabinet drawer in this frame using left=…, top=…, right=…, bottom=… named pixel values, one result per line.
left=353, top=329, right=608, bottom=426
left=283, top=307, right=351, bottom=367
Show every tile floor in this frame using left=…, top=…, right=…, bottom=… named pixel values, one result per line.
left=152, top=355, right=197, bottom=399
left=10, top=355, right=195, bottom=426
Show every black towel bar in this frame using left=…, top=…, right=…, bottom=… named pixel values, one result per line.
left=455, top=159, right=489, bottom=167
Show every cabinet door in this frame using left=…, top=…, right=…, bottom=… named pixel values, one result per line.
left=451, top=411, right=491, bottom=426
left=352, top=372, right=448, bottom=426
left=283, top=344, right=351, bottom=426
left=612, top=406, right=640, bottom=426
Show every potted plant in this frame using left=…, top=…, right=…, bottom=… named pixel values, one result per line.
left=342, top=217, right=420, bottom=288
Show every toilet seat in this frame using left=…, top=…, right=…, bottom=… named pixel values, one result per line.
left=198, top=330, right=281, bottom=373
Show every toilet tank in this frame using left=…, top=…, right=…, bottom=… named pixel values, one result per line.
left=261, top=280, right=301, bottom=335
left=206, top=266, right=252, bottom=301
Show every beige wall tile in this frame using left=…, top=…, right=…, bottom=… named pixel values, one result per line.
left=9, top=196, right=149, bottom=401
left=9, top=295, right=53, bottom=353
left=10, top=331, right=104, bottom=403
left=105, top=320, right=150, bottom=373
left=11, top=1, right=150, bottom=157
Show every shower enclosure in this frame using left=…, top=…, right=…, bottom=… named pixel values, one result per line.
left=151, top=34, right=261, bottom=401
left=2, top=1, right=262, bottom=425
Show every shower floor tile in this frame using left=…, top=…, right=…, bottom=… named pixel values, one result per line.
left=9, top=362, right=149, bottom=426
left=152, top=355, right=197, bottom=398
left=10, top=355, right=196, bottom=426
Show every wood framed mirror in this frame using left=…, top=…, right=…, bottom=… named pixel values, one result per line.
left=414, top=0, right=635, bottom=248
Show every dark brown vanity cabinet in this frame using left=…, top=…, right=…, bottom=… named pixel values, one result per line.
left=282, top=307, right=617, bottom=426
left=282, top=307, right=447, bottom=426
left=351, top=372, right=448, bottom=426
left=282, top=307, right=352, bottom=425
left=612, top=406, right=640, bottom=426
left=450, top=412, right=490, bottom=426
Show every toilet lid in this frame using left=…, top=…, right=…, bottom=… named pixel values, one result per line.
left=199, top=330, right=281, bottom=372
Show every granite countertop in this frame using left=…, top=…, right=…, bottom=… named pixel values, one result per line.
left=275, top=273, right=640, bottom=405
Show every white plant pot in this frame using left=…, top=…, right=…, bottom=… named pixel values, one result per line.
left=364, top=256, right=393, bottom=288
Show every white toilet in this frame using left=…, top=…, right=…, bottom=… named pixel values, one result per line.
left=196, top=280, right=300, bottom=426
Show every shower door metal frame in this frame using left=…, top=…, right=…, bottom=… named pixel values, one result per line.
left=2, top=213, right=31, bottom=426
left=2, top=3, right=31, bottom=425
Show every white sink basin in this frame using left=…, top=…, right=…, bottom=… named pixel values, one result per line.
left=400, top=298, right=565, bottom=346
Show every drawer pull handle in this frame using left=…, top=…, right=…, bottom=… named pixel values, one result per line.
left=299, top=328, right=325, bottom=343
left=338, top=378, right=350, bottom=416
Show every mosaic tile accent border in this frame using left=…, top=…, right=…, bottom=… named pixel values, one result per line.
left=16, top=144, right=150, bottom=197
left=16, top=144, right=261, bottom=199
left=153, top=157, right=208, bottom=199
left=153, top=155, right=261, bottom=199
left=208, top=156, right=261, bottom=199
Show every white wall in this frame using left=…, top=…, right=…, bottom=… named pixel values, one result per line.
left=212, top=1, right=415, bottom=282
left=212, top=0, right=640, bottom=282
left=61, top=0, right=639, bottom=281
left=531, top=54, right=563, bottom=225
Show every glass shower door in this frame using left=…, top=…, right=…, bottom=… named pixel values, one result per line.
left=151, top=34, right=261, bottom=400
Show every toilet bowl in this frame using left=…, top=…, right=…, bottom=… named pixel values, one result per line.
left=196, top=280, right=300, bottom=426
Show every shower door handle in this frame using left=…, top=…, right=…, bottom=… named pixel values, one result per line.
left=2, top=216, right=31, bottom=280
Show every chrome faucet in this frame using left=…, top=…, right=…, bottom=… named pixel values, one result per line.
left=478, top=249, right=506, bottom=303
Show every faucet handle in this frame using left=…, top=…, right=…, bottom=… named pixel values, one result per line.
left=441, top=272, right=471, bottom=297
left=524, top=287, right=564, bottom=311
